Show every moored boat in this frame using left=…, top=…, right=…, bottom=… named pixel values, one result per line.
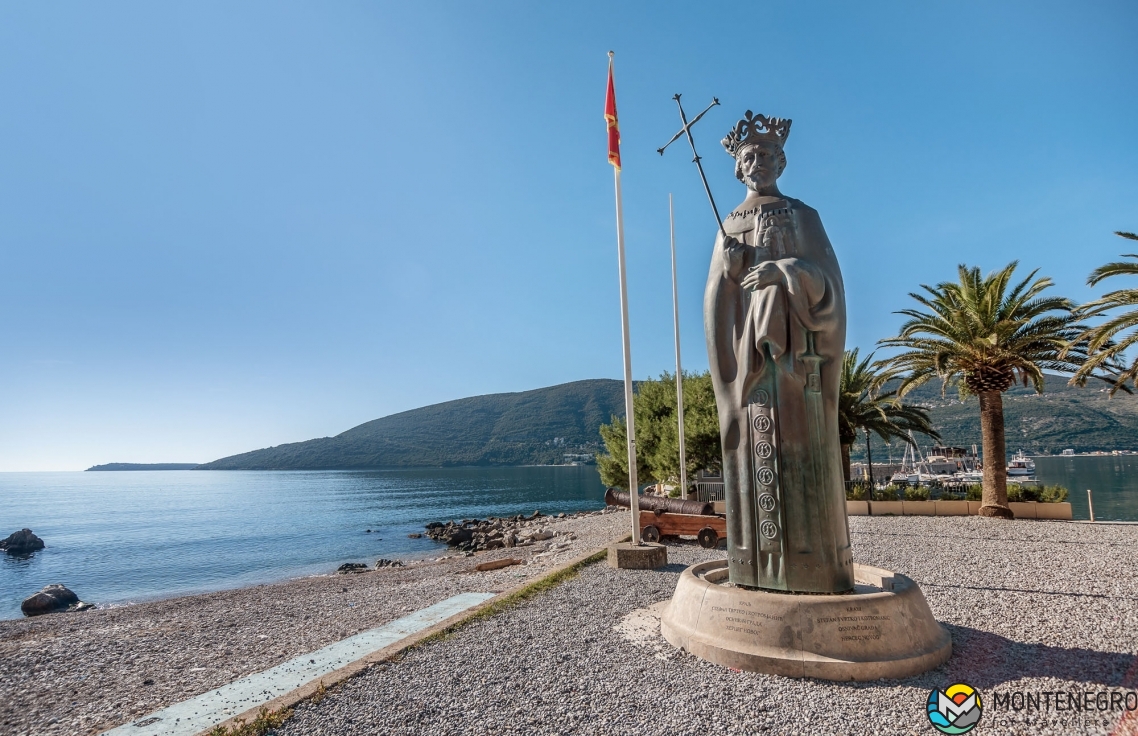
left=1007, top=450, right=1036, bottom=476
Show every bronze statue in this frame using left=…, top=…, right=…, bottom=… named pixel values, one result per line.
left=705, top=111, right=854, bottom=593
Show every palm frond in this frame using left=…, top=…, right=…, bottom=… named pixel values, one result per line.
left=839, top=349, right=939, bottom=447
left=1087, top=254, right=1138, bottom=287
left=876, top=261, right=1109, bottom=395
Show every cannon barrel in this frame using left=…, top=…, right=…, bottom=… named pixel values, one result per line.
left=604, top=488, right=714, bottom=516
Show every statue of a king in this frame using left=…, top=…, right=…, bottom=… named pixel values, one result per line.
left=704, top=110, right=854, bottom=593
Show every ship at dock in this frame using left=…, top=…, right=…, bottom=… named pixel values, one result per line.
left=1007, top=450, right=1037, bottom=476
left=888, top=443, right=983, bottom=486
left=863, top=436, right=1039, bottom=489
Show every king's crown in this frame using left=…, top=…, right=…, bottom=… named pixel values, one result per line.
left=722, top=110, right=792, bottom=158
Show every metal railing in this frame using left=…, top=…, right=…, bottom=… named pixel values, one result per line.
left=694, top=482, right=725, bottom=502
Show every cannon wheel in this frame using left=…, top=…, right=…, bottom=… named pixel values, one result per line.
left=698, top=527, right=719, bottom=549
left=642, top=525, right=661, bottom=543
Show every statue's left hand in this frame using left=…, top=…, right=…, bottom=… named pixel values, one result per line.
left=740, top=261, right=783, bottom=291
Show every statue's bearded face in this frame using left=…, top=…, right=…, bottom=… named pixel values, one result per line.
left=735, top=142, right=786, bottom=192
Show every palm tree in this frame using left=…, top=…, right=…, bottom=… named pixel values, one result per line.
left=1070, top=231, right=1138, bottom=393
left=878, top=262, right=1093, bottom=518
left=838, top=349, right=939, bottom=484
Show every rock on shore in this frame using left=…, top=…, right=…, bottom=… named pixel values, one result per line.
left=1, top=528, right=45, bottom=555
left=21, top=584, right=94, bottom=617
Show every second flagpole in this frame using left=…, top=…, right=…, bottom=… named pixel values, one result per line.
left=669, top=193, right=688, bottom=500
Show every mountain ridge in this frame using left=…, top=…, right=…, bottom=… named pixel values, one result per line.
left=197, top=374, right=1138, bottom=470
left=197, top=379, right=625, bottom=470
left=850, top=373, right=1138, bottom=461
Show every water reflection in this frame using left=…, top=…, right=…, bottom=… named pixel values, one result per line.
left=1033, top=456, right=1138, bottom=521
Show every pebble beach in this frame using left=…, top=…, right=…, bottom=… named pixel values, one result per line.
left=0, top=510, right=627, bottom=736
left=2, top=513, right=1137, bottom=736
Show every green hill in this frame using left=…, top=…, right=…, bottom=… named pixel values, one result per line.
left=201, top=374, right=1138, bottom=471
left=87, top=463, right=200, bottom=471
left=198, top=379, right=626, bottom=470
left=850, top=373, right=1138, bottom=461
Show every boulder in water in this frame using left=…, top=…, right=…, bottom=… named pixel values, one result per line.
left=1, top=529, right=45, bottom=555
left=21, top=584, right=91, bottom=616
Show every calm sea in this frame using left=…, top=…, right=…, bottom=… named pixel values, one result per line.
left=0, top=467, right=606, bottom=621
left=1033, top=455, right=1138, bottom=522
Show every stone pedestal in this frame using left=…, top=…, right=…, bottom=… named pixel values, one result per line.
left=661, top=560, right=950, bottom=681
left=607, top=542, right=667, bottom=570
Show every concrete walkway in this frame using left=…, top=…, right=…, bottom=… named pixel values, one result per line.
left=101, top=592, right=495, bottom=736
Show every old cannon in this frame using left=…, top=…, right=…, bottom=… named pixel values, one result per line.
left=603, top=488, right=726, bottom=549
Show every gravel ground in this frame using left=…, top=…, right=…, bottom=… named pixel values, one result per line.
left=274, top=516, right=1138, bottom=736
left=0, top=509, right=628, bottom=736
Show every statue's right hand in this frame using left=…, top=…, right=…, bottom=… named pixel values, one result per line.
left=722, top=234, right=747, bottom=278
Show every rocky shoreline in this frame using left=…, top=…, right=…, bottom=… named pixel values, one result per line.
left=0, top=508, right=628, bottom=736
left=423, top=509, right=592, bottom=553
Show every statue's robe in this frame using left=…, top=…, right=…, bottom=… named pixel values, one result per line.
left=704, top=195, right=854, bottom=592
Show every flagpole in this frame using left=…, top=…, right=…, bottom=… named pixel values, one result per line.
left=669, top=193, right=688, bottom=500
left=608, top=51, right=640, bottom=545
left=615, top=167, right=641, bottom=543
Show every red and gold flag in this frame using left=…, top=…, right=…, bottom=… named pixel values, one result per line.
left=605, top=55, right=620, bottom=170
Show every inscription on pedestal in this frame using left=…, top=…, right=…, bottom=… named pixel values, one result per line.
left=709, top=603, right=786, bottom=638
left=809, top=606, right=892, bottom=642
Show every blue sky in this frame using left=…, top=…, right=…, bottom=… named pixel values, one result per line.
left=1, top=2, right=1135, bottom=471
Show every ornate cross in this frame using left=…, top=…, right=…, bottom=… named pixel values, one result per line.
left=658, top=94, right=725, bottom=236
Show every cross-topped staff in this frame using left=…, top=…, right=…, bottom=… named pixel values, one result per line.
left=658, top=94, right=725, bottom=237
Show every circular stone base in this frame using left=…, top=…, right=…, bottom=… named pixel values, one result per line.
left=661, top=560, right=951, bottom=681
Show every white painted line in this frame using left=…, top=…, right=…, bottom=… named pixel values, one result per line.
left=102, top=592, right=496, bottom=736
